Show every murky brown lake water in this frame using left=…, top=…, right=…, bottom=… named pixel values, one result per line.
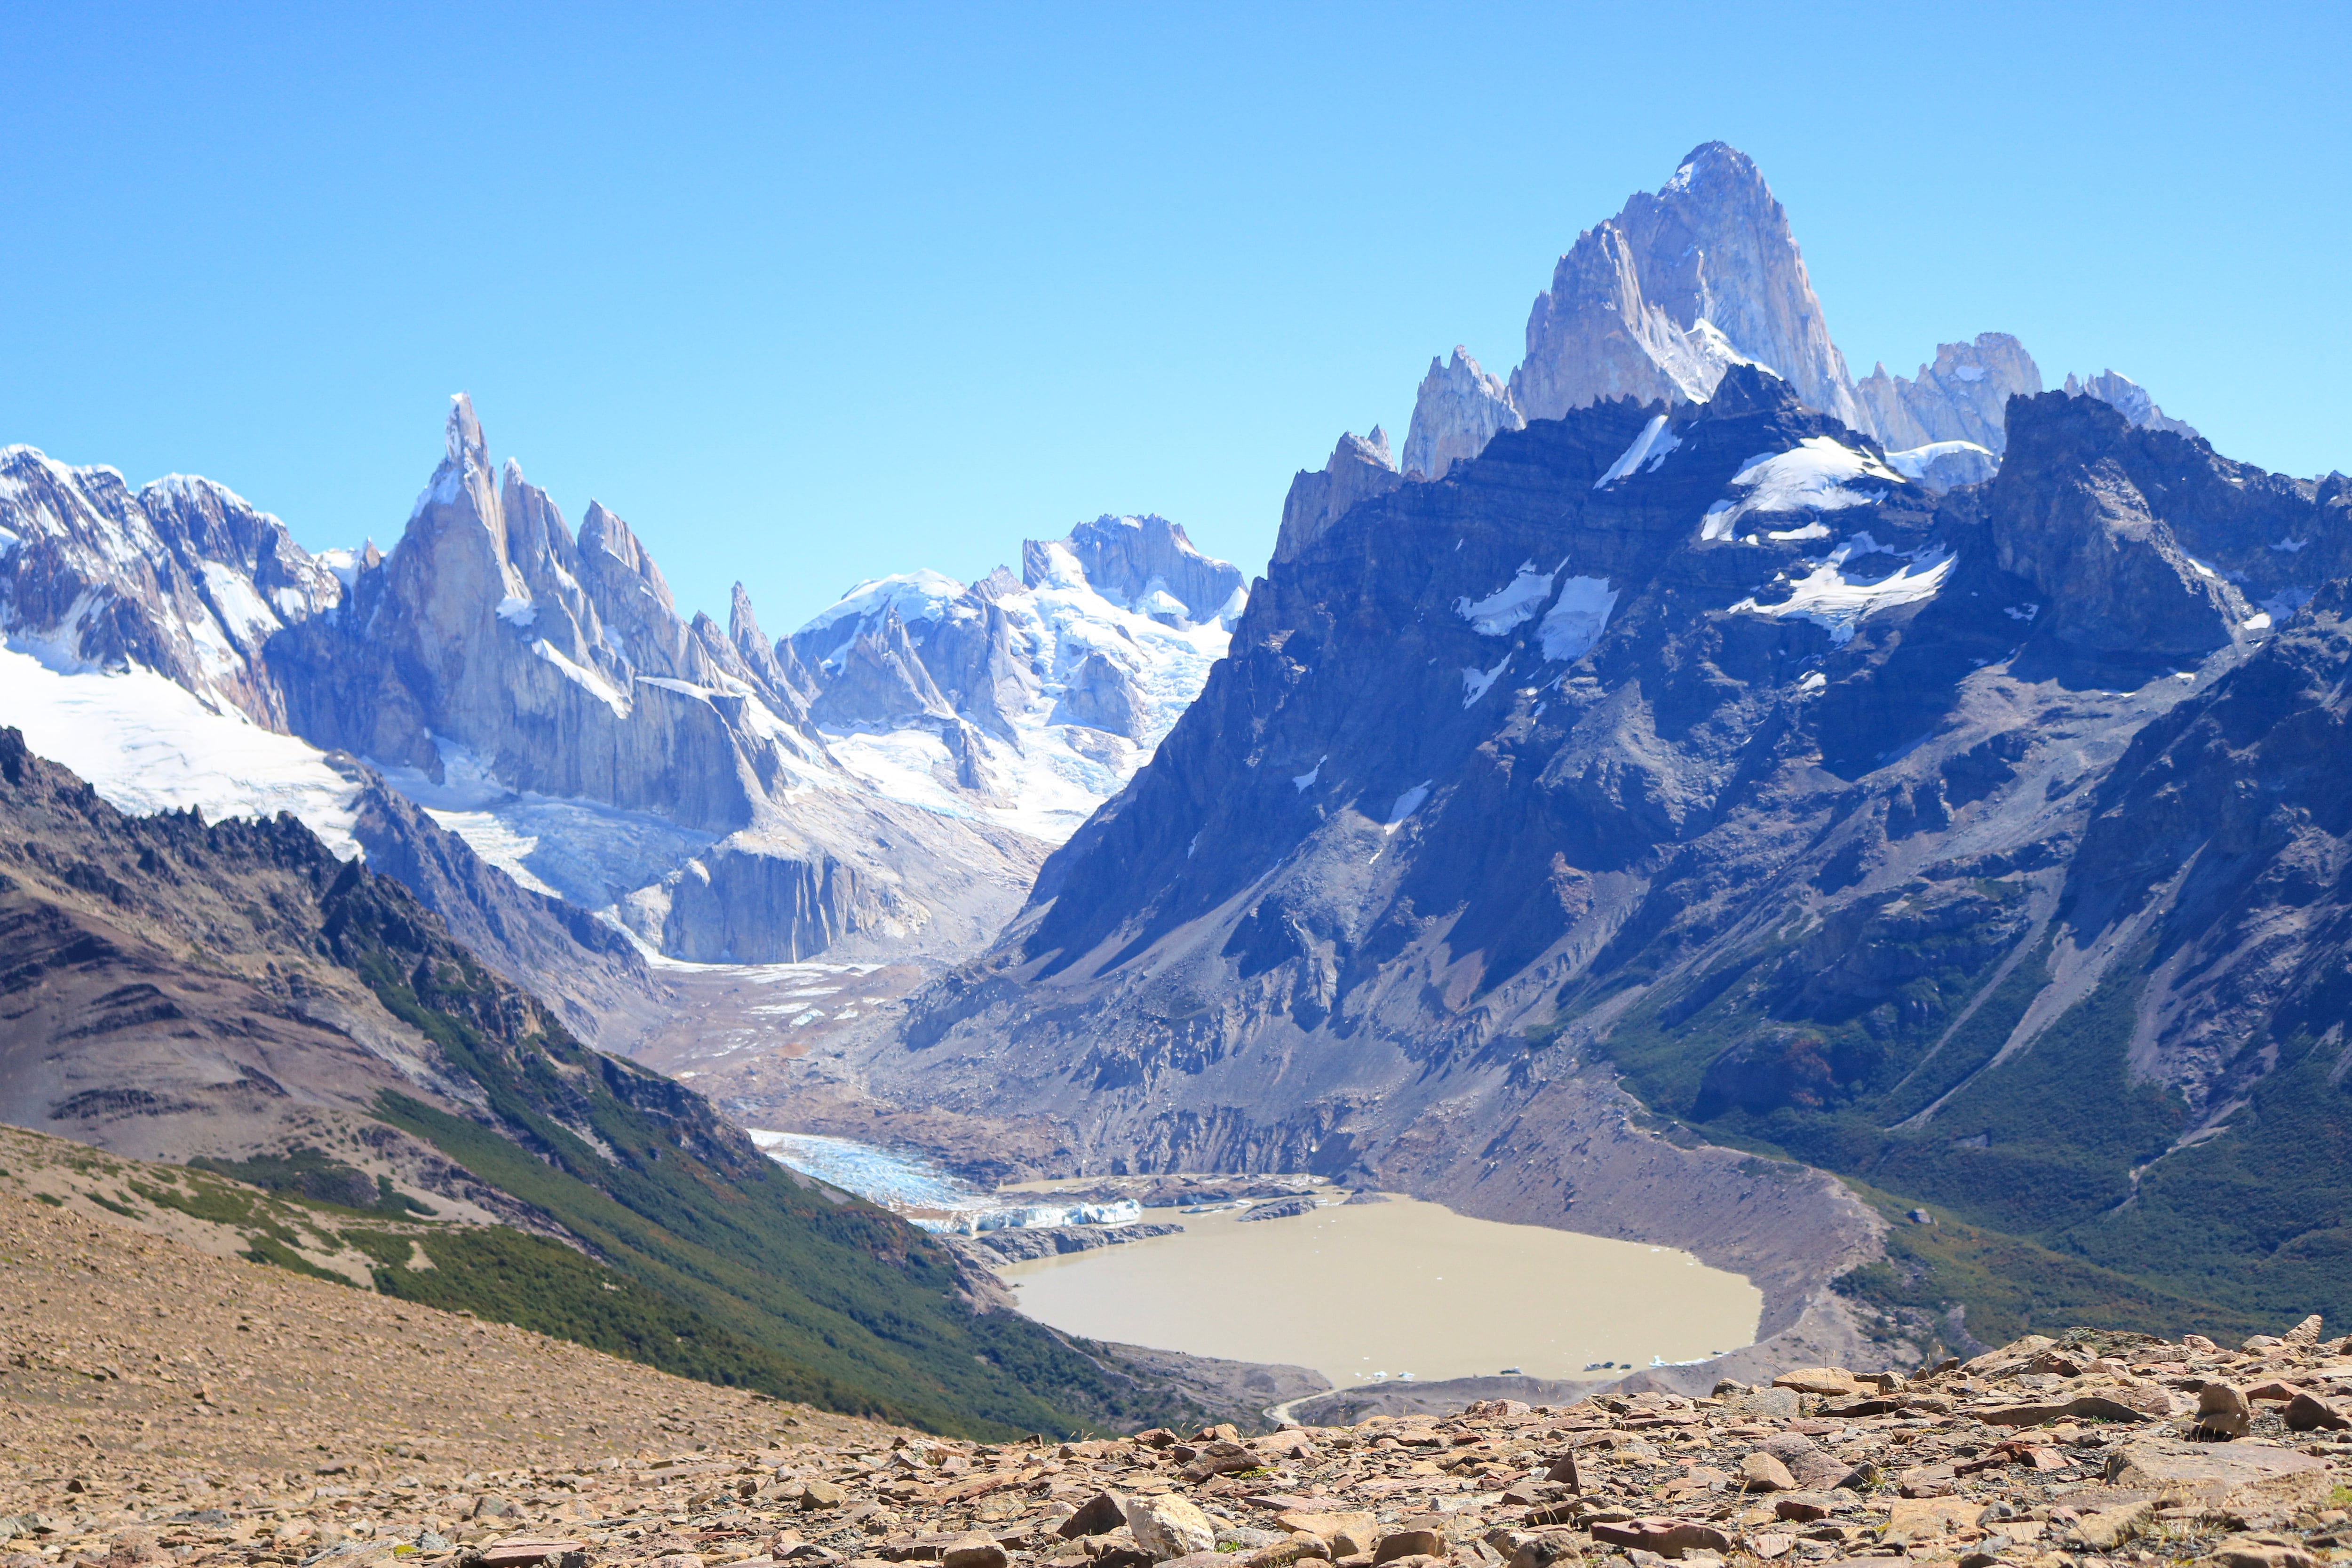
left=993, top=1194, right=1761, bottom=1390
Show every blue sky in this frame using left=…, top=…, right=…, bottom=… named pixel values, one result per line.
left=5, top=2, right=2347, bottom=631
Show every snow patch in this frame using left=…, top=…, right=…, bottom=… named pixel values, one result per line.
left=1594, top=414, right=1681, bottom=488
left=496, top=594, right=537, bottom=627
left=533, top=639, right=629, bottom=717
left=1729, top=536, right=1956, bottom=646
left=1538, top=576, right=1619, bottom=663
left=1383, top=781, right=1433, bottom=833
left=1456, top=563, right=1553, bottom=635
left=1292, top=756, right=1325, bottom=792
left=1700, top=437, right=1902, bottom=542
left=0, top=642, right=361, bottom=858
left=197, top=560, right=282, bottom=644
left=1954, top=365, right=1987, bottom=382
left=798, top=569, right=967, bottom=637
left=1461, top=655, right=1509, bottom=707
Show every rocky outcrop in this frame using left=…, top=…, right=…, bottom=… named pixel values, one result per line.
left=1983, top=390, right=2262, bottom=665
left=1853, top=333, right=2043, bottom=454
left=1404, top=351, right=1523, bottom=482
left=2066, top=368, right=2201, bottom=439
left=1275, top=430, right=1404, bottom=563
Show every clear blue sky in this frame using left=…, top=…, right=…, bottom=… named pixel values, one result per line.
left=5, top=2, right=2347, bottom=632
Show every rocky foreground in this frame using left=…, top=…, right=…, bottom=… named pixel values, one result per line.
left=3, top=1146, right=2348, bottom=1568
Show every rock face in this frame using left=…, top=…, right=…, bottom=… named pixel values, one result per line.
left=1404, top=351, right=1523, bottom=482
left=831, top=367, right=2350, bottom=1354
left=1275, top=430, right=1405, bottom=567
left=1512, top=143, right=1865, bottom=431
left=1853, top=333, right=2043, bottom=454
left=0, top=442, right=662, bottom=1041
left=1277, top=431, right=1405, bottom=564
left=0, top=399, right=1238, bottom=968
left=2065, top=368, right=2202, bottom=439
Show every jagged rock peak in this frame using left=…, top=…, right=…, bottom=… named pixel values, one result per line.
left=728, top=580, right=767, bottom=648
left=1276, top=427, right=1406, bottom=562
left=1510, top=143, right=1861, bottom=433
left=1404, top=348, right=1525, bottom=482
left=1853, top=332, right=2042, bottom=456
left=445, top=393, right=488, bottom=470
left=1028, top=514, right=1245, bottom=628
left=2064, top=369, right=2201, bottom=440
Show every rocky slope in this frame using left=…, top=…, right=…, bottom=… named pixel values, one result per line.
left=805, top=368, right=2350, bottom=1364
left=0, top=729, right=1233, bottom=1437
left=10, top=1206, right=2350, bottom=1568
left=0, top=410, right=1240, bottom=971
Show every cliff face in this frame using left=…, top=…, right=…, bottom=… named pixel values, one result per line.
left=832, top=370, right=2350, bottom=1354
left=1853, top=333, right=2044, bottom=455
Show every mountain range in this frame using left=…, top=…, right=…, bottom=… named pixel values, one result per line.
left=1, top=138, right=2339, bottom=1425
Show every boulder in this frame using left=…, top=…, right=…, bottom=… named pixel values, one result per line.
left=1274, top=1516, right=1374, bottom=1557
left=1124, top=1496, right=1216, bottom=1561
left=941, top=1536, right=1008, bottom=1568
left=2286, top=1392, right=2352, bottom=1432
left=1738, top=1453, right=1797, bottom=1493
left=2193, top=1383, right=2253, bottom=1441
left=1370, top=1530, right=1444, bottom=1565
left=1059, top=1494, right=1128, bottom=1538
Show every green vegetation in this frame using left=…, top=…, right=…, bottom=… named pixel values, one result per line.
left=191, top=1146, right=436, bottom=1217
left=317, top=863, right=1188, bottom=1439
left=1588, top=882, right=2334, bottom=1348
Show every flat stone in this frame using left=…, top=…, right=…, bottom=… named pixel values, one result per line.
left=2072, top=1500, right=2157, bottom=1551
left=2205, top=1534, right=2319, bottom=1568
left=1881, top=1499, right=1975, bottom=1544
left=473, top=1540, right=587, bottom=1568
left=1738, top=1453, right=1796, bottom=1493
left=802, top=1481, right=848, bottom=1512
left=1770, top=1369, right=1865, bottom=1397
left=2103, top=1442, right=2332, bottom=1518
left=1587, top=1519, right=1732, bottom=1559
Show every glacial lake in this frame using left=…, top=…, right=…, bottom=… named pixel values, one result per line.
left=994, top=1191, right=1761, bottom=1389
left=748, top=1134, right=1762, bottom=1392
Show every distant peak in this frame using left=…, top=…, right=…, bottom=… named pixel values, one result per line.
left=445, top=394, right=488, bottom=469
left=1665, top=141, right=1758, bottom=194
